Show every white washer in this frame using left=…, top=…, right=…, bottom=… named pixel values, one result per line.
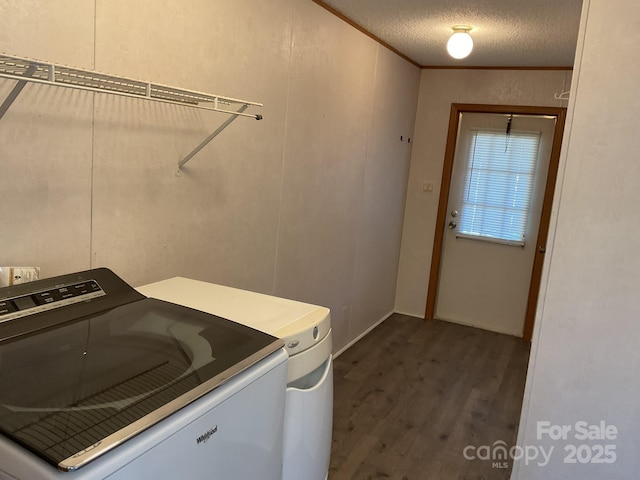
left=0, top=268, right=288, bottom=480
left=138, top=278, right=334, bottom=480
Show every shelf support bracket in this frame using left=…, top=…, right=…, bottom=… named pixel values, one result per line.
left=178, top=103, right=250, bottom=170
left=0, top=63, right=37, bottom=122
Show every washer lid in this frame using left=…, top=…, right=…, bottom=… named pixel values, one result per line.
left=0, top=270, right=282, bottom=472
left=138, top=278, right=331, bottom=357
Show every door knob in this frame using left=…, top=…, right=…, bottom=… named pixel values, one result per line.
left=448, top=221, right=457, bottom=230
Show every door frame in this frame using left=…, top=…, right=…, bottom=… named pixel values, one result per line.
left=424, top=103, right=567, bottom=341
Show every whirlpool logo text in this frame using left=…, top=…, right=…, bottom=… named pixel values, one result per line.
left=196, top=426, right=218, bottom=445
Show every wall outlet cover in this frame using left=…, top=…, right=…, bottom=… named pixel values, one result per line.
left=0, top=267, right=40, bottom=287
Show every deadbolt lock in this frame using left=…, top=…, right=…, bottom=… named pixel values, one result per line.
left=451, top=210, right=458, bottom=218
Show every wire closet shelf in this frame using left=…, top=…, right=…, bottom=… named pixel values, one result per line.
left=0, top=53, right=263, bottom=169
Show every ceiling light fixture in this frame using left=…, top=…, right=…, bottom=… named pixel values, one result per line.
left=447, top=25, right=473, bottom=59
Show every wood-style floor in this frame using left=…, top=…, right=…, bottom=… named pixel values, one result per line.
left=329, top=314, right=530, bottom=480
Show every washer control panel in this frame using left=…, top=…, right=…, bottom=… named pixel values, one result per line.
left=0, top=280, right=105, bottom=323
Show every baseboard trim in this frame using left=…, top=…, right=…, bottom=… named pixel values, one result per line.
left=393, top=309, right=423, bottom=319
left=334, top=310, right=395, bottom=359
left=436, top=316, right=523, bottom=338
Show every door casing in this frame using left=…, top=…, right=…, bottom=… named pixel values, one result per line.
left=424, top=103, right=567, bottom=341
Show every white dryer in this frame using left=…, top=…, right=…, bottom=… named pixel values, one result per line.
left=138, top=277, right=333, bottom=480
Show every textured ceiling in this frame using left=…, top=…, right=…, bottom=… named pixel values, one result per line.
left=319, top=0, right=583, bottom=67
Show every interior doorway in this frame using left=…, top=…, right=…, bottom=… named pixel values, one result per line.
left=425, top=104, right=567, bottom=341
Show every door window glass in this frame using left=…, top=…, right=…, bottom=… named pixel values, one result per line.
left=458, top=129, right=541, bottom=245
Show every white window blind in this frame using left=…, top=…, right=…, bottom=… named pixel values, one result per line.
left=458, top=129, right=541, bottom=245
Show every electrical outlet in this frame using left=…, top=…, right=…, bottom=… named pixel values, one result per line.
left=0, top=267, right=40, bottom=287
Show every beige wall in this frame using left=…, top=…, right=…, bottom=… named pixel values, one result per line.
left=395, top=68, right=572, bottom=318
left=0, top=0, right=420, bottom=353
left=515, top=0, right=640, bottom=477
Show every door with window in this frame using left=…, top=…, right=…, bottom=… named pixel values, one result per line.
left=433, top=110, right=558, bottom=337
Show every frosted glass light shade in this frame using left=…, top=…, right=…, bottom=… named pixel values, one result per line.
left=447, top=31, right=473, bottom=59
